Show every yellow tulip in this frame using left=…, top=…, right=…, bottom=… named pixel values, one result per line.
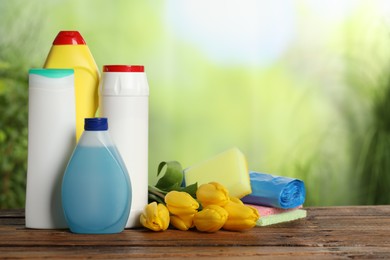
left=165, top=191, right=199, bottom=216
left=140, top=202, right=170, bottom=231
left=193, top=205, right=228, bottom=232
left=170, top=214, right=195, bottom=231
left=229, top=197, right=244, bottom=204
left=222, top=200, right=260, bottom=231
left=196, top=182, right=230, bottom=207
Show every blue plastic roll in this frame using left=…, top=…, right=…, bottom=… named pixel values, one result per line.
left=241, top=172, right=306, bottom=209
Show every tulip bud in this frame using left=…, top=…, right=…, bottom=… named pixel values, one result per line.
left=230, top=197, right=243, bottom=204
left=140, top=202, right=170, bottom=231
left=223, top=200, right=259, bottom=231
left=165, top=191, right=199, bottom=216
left=193, top=205, right=228, bottom=232
left=196, top=182, right=230, bottom=207
left=170, top=214, right=195, bottom=231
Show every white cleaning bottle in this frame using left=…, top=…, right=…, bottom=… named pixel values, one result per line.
left=25, top=69, right=76, bottom=229
left=99, top=65, right=149, bottom=228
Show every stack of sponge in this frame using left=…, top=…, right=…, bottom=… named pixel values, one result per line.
left=183, top=147, right=307, bottom=226
left=249, top=204, right=306, bottom=226
left=242, top=171, right=306, bottom=226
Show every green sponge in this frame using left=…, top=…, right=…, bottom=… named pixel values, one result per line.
left=256, top=209, right=307, bottom=226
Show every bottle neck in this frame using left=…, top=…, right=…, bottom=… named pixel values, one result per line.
left=78, top=130, right=114, bottom=147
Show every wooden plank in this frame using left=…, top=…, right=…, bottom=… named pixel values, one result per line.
left=0, top=208, right=25, bottom=218
left=1, top=246, right=390, bottom=259
left=306, top=206, right=390, bottom=217
left=1, top=218, right=389, bottom=248
left=2, top=206, right=390, bottom=219
left=1, top=207, right=390, bottom=258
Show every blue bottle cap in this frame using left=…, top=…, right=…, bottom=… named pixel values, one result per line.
left=84, top=118, right=108, bottom=131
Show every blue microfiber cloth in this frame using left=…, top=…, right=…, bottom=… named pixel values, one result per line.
left=241, top=172, right=306, bottom=209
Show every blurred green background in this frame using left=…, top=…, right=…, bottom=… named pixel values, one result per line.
left=1, top=0, right=390, bottom=208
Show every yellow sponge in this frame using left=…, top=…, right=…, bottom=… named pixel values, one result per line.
left=184, top=148, right=252, bottom=198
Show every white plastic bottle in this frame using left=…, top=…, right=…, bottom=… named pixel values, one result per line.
left=99, top=65, right=149, bottom=228
left=25, top=68, right=76, bottom=229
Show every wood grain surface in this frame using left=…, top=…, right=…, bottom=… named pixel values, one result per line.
left=1, top=206, right=389, bottom=259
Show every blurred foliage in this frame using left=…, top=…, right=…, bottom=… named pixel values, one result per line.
left=341, top=13, right=390, bottom=205
left=1, top=0, right=390, bottom=208
left=0, top=0, right=45, bottom=209
left=0, top=69, right=28, bottom=209
left=359, top=72, right=390, bottom=204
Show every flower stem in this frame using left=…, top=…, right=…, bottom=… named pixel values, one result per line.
left=148, top=185, right=167, bottom=203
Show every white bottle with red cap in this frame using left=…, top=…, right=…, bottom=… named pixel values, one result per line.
left=99, top=65, right=149, bottom=228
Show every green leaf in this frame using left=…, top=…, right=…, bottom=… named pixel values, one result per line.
left=155, top=161, right=184, bottom=191
left=148, top=185, right=167, bottom=197
left=147, top=185, right=167, bottom=204
left=148, top=193, right=165, bottom=204
left=148, top=161, right=199, bottom=203
left=171, top=182, right=198, bottom=199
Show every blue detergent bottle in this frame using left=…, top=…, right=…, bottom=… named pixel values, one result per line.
left=62, top=117, right=131, bottom=234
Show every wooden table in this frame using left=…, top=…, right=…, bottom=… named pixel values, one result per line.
left=1, top=206, right=389, bottom=259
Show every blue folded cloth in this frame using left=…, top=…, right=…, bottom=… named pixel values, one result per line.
left=241, top=172, right=306, bottom=209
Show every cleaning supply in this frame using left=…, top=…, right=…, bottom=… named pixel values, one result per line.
left=44, top=31, right=100, bottom=141
left=62, top=118, right=131, bottom=234
left=184, top=148, right=251, bottom=198
left=246, top=204, right=303, bottom=217
left=25, top=69, right=76, bottom=229
left=242, top=172, right=306, bottom=209
left=99, top=65, right=149, bottom=228
left=256, top=209, right=307, bottom=226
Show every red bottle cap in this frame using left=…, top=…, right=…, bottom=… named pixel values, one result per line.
left=52, top=31, right=86, bottom=45
left=103, top=65, right=144, bottom=72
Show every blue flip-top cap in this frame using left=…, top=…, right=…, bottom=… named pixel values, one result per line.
left=84, top=118, right=108, bottom=131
